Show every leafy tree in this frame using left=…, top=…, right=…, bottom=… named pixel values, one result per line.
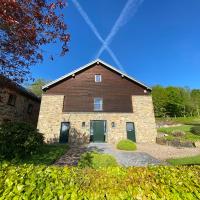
left=28, top=79, right=48, bottom=97
left=0, top=0, right=70, bottom=83
left=191, top=90, right=200, bottom=116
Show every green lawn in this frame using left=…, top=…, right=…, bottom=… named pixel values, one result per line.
left=167, top=155, right=200, bottom=166
left=8, top=144, right=68, bottom=165
left=156, top=117, right=200, bottom=125
left=157, top=125, right=200, bottom=142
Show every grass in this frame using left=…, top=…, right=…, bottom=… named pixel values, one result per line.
left=157, top=125, right=200, bottom=142
left=156, top=117, right=200, bottom=125
left=167, top=155, right=200, bottom=166
left=117, top=139, right=137, bottom=151
left=8, top=144, right=68, bottom=165
left=78, top=152, right=118, bottom=168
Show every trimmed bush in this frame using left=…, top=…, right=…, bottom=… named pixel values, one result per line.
left=0, top=122, right=44, bottom=159
left=117, top=139, right=137, bottom=151
left=78, top=152, right=118, bottom=168
left=190, top=126, right=200, bottom=136
left=0, top=164, right=200, bottom=199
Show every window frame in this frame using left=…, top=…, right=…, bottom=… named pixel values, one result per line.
left=7, top=94, right=17, bottom=106
left=27, top=104, right=33, bottom=114
left=95, top=74, right=102, bottom=83
left=94, top=97, right=103, bottom=111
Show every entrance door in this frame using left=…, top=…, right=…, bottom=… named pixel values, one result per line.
left=91, top=120, right=106, bottom=142
left=126, top=122, right=136, bottom=142
left=59, top=122, right=70, bottom=143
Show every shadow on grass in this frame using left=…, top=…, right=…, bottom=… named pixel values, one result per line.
left=1, top=144, right=69, bottom=166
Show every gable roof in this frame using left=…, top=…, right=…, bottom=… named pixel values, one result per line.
left=42, top=59, right=151, bottom=91
left=0, top=75, right=41, bottom=102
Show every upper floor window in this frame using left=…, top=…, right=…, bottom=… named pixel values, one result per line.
left=95, top=74, right=102, bottom=82
left=94, top=98, right=103, bottom=111
left=7, top=94, right=17, bottom=106
left=27, top=104, right=33, bottom=114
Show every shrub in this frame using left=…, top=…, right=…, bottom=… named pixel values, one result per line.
left=0, top=122, right=44, bottom=159
left=78, top=152, right=118, bottom=168
left=117, top=139, right=137, bottom=151
left=0, top=164, right=200, bottom=199
left=190, top=126, right=200, bottom=136
left=172, top=130, right=185, bottom=137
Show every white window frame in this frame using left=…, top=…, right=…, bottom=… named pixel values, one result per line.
left=95, top=74, right=102, bottom=82
left=94, top=97, right=103, bottom=111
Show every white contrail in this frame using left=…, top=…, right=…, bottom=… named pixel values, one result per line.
left=96, top=0, right=144, bottom=58
left=71, top=0, right=125, bottom=71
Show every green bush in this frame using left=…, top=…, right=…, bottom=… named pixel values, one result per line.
left=78, top=152, right=118, bottom=168
left=0, top=122, right=44, bottom=159
left=117, top=139, right=137, bottom=151
left=190, top=126, right=200, bottom=136
left=0, top=164, right=200, bottom=199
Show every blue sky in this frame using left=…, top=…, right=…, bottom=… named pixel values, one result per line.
left=31, top=0, right=200, bottom=88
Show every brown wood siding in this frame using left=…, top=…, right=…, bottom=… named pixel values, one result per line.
left=44, top=64, right=149, bottom=113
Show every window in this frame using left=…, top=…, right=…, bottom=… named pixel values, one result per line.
left=95, top=74, right=102, bottom=82
left=82, top=122, right=86, bottom=127
left=7, top=94, right=17, bottom=106
left=94, top=98, right=103, bottom=111
left=111, top=122, right=116, bottom=128
left=27, top=104, right=33, bottom=114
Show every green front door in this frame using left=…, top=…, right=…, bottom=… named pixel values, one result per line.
left=91, top=120, right=105, bottom=142
left=126, top=122, right=136, bottom=142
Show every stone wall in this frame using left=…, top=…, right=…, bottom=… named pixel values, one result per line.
left=0, top=88, right=40, bottom=126
left=37, top=94, right=157, bottom=144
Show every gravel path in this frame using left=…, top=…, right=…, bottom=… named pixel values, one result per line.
left=54, top=143, right=200, bottom=167
left=137, top=143, right=200, bottom=160
left=87, top=143, right=166, bottom=167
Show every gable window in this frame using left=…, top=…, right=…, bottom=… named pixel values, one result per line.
left=95, top=74, right=102, bottom=82
left=94, top=98, right=103, bottom=111
left=7, top=94, right=17, bottom=106
left=27, top=104, right=33, bottom=114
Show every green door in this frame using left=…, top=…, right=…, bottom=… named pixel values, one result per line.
left=59, top=122, right=70, bottom=143
left=91, top=121, right=105, bottom=142
left=126, top=122, right=136, bottom=142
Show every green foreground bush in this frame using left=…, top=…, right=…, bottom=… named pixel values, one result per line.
left=78, top=152, right=118, bottom=168
left=117, top=139, right=137, bottom=151
left=0, top=122, right=44, bottom=159
left=0, top=164, right=200, bottom=199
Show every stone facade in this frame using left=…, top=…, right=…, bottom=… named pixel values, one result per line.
left=0, top=87, right=40, bottom=126
left=37, top=94, right=157, bottom=144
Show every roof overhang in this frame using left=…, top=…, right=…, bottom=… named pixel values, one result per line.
left=42, top=59, right=152, bottom=91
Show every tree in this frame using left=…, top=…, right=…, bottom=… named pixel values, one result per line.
left=27, top=78, right=48, bottom=97
left=0, top=0, right=70, bottom=83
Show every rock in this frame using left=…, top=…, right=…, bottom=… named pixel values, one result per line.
left=172, top=131, right=185, bottom=137
left=168, top=139, right=181, bottom=147
left=157, top=132, right=168, bottom=138
left=194, top=142, right=200, bottom=148
left=180, top=141, right=195, bottom=148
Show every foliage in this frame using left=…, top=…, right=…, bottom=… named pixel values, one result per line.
left=0, top=122, right=44, bottom=159
left=0, top=165, right=200, bottom=199
left=0, top=0, right=70, bottom=83
left=152, top=86, right=200, bottom=118
left=27, top=78, right=49, bottom=96
left=168, top=155, right=200, bottom=166
left=190, top=126, right=200, bottom=136
left=158, top=125, right=200, bottom=142
left=117, top=139, right=137, bottom=151
left=15, top=144, right=68, bottom=165
left=156, top=117, right=200, bottom=125
left=78, top=152, right=118, bottom=169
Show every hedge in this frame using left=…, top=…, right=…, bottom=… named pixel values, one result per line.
left=0, top=163, right=200, bottom=199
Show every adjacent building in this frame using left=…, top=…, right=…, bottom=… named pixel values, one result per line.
left=38, top=59, right=157, bottom=144
left=0, top=76, right=41, bottom=126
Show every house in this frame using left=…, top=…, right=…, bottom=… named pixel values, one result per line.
left=0, top=76, right=41, bottom=126
left=37, top=59, right=157, bottom=144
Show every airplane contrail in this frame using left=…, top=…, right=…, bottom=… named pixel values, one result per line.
left=71, top=0, right=125, bottom=71
left=96, top=0, right=144, bottom=58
